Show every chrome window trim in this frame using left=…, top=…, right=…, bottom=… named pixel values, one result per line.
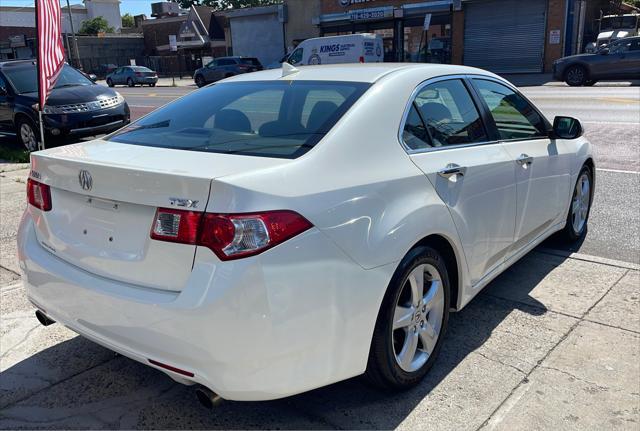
left=397, top=73, right=550, bottom=155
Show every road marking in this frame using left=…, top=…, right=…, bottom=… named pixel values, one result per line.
left=598, top=97, right=640, bottom=104
left=583, top=121, right=639, bottom=126
left=596, top=168, right=640, bottom=175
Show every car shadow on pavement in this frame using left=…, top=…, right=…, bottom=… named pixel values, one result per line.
left=1, top=252, right=562, bottom=430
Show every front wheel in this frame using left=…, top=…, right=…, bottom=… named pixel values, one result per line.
left=127, top=78, right=135, bottom=87
left=365, top=246, right=450, bottom=389
left=195, top=75, right=205, bottom=88
left=106, top=78, right=114, bottom=87
left=565, top=65, right=588, bottom=86
left=563, top=165, right=593, bottom=241
left=16, top=117, right=39, bottom=152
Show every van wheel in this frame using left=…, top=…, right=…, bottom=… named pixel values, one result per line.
left=365, top=246, right=450, bottom=389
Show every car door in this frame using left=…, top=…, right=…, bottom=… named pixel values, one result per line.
left=616, top=38, right=640, bottom=77
left=0, top=73, right=12, bottom=132
left=403, top=77, right=517, bottom=286
left=470, top=78, right=571, bottom=255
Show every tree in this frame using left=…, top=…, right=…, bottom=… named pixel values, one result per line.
left=78, top=17, right=114, bottom=35
left=173, top=0, right=282, bottom=10
left=122, top=13, right=135, bottom=28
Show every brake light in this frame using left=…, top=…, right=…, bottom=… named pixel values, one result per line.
left=150, top=208, right=201, bottom=244
left=150, top=209, right=312, bottom=260
left=27, top=178, right=52, bottom=211
left=359, top=56, right=365, bottom=63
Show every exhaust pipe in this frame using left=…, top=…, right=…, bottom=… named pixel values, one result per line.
left=195, top=386, right=223, bottom=409
left=35, top=310, right=55, bottom=326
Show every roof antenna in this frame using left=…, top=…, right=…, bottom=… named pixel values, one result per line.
left=282, top=62, right=299, bottom=78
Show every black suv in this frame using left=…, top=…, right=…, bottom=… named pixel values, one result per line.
left=193, top=56, right=263, bottom=87
left=0, top=60, right=130, bottom=151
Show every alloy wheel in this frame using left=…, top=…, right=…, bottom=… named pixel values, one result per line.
left=566, top=67, right=585, bottom=86
left=392, top=263, right=445, bottom=373
left=20, top=122, right=38, bottom=152
left=571, top=172, right=590, bottom=234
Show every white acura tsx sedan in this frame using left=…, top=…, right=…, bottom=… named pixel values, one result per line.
left=18, top=63, right=594, bottom=403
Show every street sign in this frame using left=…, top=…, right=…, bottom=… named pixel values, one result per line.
left=169, top=34, right=178, bottom=52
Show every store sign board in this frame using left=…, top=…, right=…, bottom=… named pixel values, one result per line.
left=349, top=7, right=393, bottom=21
left=340, top=0, right=377, bottom=6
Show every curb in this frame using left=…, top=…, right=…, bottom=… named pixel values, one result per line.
left=537, top=247, right=640, bottom=271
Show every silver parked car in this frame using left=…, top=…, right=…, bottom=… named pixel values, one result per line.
left=106, top=66, right=158, bottom=87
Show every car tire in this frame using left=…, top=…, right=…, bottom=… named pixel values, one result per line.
left=565, top=65, right=588, bottom=86
left=106, top=79, right=114, bottom=87
left=365, top=246, right=450, bottom=390
left=563, top=165, right=593, bottom=242
left=195, top=75, right=205, bottom=88
left=127, top=78, right=135, bottom=87
left=150, top=83, right=156, bottom=87
left=16, top=116, right=40, bottom=152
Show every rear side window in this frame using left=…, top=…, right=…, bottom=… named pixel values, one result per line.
left=108, top=80, right=370, bottom=159
left=403, top=79, right=487, bottom=149
left=240, top=58, right=261, bottom=66
left=473, top=79, right=547, bottom=140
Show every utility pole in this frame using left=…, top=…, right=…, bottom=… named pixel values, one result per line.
left=65, top=0, right=82, bottom=69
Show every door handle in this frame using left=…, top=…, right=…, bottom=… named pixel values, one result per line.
left=438, top=163, right=467, bottom=179
left=516, top=154, right=534, bottom=166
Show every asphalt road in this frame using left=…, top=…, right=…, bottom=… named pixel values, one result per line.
left=1, top=82, right=638, bottom=263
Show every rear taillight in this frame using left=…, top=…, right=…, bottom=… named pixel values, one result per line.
left=150, top=209, right=312, bottom=260
left=359, top=56, right=365, bottom=63
left=27, top=178, right=52, bottom=211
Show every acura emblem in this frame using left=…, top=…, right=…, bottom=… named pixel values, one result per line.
left=78, top=170, right=93, bottom=191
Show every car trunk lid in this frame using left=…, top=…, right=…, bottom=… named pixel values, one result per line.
left=29, top=140, right=289, bottom=291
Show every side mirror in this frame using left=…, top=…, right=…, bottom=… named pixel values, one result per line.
left=89, top=74, right=97, bottom=82
left=552, top=116, right=583, bottom=139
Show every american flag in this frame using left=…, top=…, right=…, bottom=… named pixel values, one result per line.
left=36, top=0, right=65, bottom=110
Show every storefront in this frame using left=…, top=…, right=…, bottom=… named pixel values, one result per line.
left=315, top=0, right=462, bottom=63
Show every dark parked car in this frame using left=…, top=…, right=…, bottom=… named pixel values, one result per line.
left=0, top=60, right=130, bottom=151
left=106, top=66, right=158, bottom=87
left=94, top=63, right=118, bottom=79
left=553, top=36, right=640, bottom=86
left=193, top=56, right=263, bottom=87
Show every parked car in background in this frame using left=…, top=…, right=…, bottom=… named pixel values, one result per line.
left=285, top=34, right=384, bottom=66
left=193, top=56, right=263, bottom=87
left=0, top=60, right=130, bottom=151
left=553, top=36, right=640, bottom=86
left=106, top=66, right=158, bottom=87
left=585, top=14, right=639, bottom=53
left=19, top=64, right=594, bottom=404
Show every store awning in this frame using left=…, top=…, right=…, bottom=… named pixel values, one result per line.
left=316, top=0, right=461, bottom=25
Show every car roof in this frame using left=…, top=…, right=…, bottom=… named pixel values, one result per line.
left=0, top=59, right=36, bottom=69
left=224, top=63, right=497, bottom=84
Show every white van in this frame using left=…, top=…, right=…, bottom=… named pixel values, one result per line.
left=286, top=34, right=384, bottom=66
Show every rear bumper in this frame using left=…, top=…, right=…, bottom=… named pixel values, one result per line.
left=134, top=77, right=158, bottom=84
left=17, top=211, right=394, bottom=401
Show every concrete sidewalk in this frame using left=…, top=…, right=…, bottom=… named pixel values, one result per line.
left=1, top=164, right=639, bottom=430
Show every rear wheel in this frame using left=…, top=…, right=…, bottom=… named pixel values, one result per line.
left=16, top=116, right=39, bottom=152
left=565, top=65, right=588, bottom=86
left=365, top=246, right=450, bottom=389
left=195, top=75, right=205, bottom=88
left=563, top=165, right=593, bottom=241
left=106, top=78, right=114, bottom=87
left=127, top=78, right=135, bottom=87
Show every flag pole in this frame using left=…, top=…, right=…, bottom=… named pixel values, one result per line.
left=34, top=0, right=46, bottom=151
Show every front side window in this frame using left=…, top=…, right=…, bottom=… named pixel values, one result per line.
left=108, top=80, right=370, bottom=159
left=473, top=79, right=547, bottom=140
left=289, top=48, right=303, bottom=65
left=404, top=79, right=487, bottom=148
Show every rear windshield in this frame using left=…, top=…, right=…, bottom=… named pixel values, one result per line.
left=131, top=66, right=153, bottom=72
left=108, top=80, right=370, bottom=159
left=239, top=58, right=261, bottom=66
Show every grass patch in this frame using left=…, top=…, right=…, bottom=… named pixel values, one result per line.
left=0, top=145, right=30, bottom=163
